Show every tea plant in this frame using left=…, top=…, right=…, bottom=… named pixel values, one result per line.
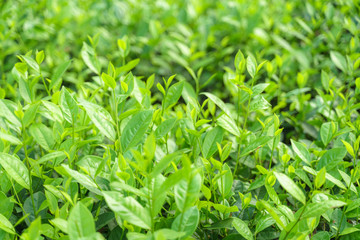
left=1, top=0, right=360, bottom=240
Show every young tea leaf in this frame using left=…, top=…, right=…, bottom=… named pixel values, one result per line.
left=121, top=110, right=153, bottom=153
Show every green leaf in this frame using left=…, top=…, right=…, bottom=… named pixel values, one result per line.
left=68, top=202, right=96, bottom=240
left=81, top=42, right=100, bottom=75
left=18, top=77, right=32, bottom=103
left=103, top=191, right=151, bottom=229
left=50, top=218, right=68, bottom=234
left=23, top=102, right=40, bottom=127
left=110, top=181, right=147, bottom=198
left=42, top=100, right=64, bottom=122
left=205, top=218, right=234, bottom=229
left=0, top=192, right=14, bottom=218
left=202, top=126, right=224, bottom=159
left=174, top=173, right=202, bottom=212
left=246, top=55, right=257, bottom=79
left=274, top=172, right=306, bottom=204
left=201, top=92, right=232, bottom=118
left=340, top=227, right=360, bottom=236
left=356, top=78, right=360, bottom=90
left=295, top=169, right=313, bottom=189
left=164, top=81, right=184, bottom=110
left=29, top=123, right=55, bottom=151
left=217, top=114, right=240, bottom=137
left=330, top=51, right=347, bottom=73
left=121, top=110, right=153, bottom=152
left=117, top=58, right=140, bottom=74
left=159, top=169, right=186, bottom=193
left=14, top=62, right=27, bottom=75
left=37, top=151, right=66, bottom=165
left=257, top=200, right=286, bottom=229
left=80, top=100, right=116, bottom=141
left=157, top=83, right=166, bottom=96
left=22, top=55, right=40, bottom=73
left=50, top=60, right=71, bottom=90
left=61, top=165, right=101, bottom=195
left=240, top=136, right=272, bottom=157
left=301, top=200, right=346, bottom=219
left=315, top=167, right=326, bottom=189
left=155, top=118, right=177, bottom=139
left=316, top=148, right=347, bottom=171
left=320, top=122, right=335, bottom=146
left=101, top=72, right=116, bottom=89
left=303, top=166, right=346, bottom=190
left=341, top=140, right=355, bottom=159
left=0, top=212, right=16, bottom=234
left=36, top=51, right=45, bottom=65
left=22, top=217, right=41, bottom=240
left=255, top=214, right=275, bottom=234
left=0, top=153, right=30, bottom=190
left=0, top=99, right=21, bottom=127
left=338, top=170, right=357, bottom=194
left=291, top=139, right=311, bottom=166
left=171, top=206, right=199, bottom=239
left=148, top=174, right=167, bottom=217
left=232, top=218, right=253, bottom=240
left=252, top=83, right=270, bottom=95
left=0, top=132, right=22, bottom=145
left=217, top=164, right=233, bottom=197
left=321, top=70, right=330, bottom=91
left=312, top=232, right=330, bottom=240
left=45, top=190, right=58, bottom=214
left=150, top=150, right=185, bottom=177
left=265, top=183, right=280, bottom=205
left=154, top=229, right=185, bottom=239
left=60, top=87, right=78, bottom=124
left=249, top=95, right=271, bottom=112
left=144, top=132, right=156, bottom=160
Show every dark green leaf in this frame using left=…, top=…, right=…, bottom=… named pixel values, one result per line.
left=164, top=81, right=184, bottom=110
left=121, top=110, right=153, bottom=153
left=316, top=148, right=347, bottom=171
left=202, top=126, right=224, bottom=159
left=50, top=60, right=71, bottom=90
left=240, top=136, right=272, bottom=157
left=232, top=218, right=253, bottom=240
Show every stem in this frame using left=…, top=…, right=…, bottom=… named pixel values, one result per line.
left=268, top=138, right=276, bottom=169
left=22, top=125, right=37, bottom=218
left=237, top=87, right=241, bottom=127
left=284, top=203, right=307, bottom=240
left=335, top=153, right=357, bottom=239
left=72, top=123, right=75, bottom=169
left=148, top=179, right=155, bottom=233
left=112, top=89, right=122, bottom=155
left=94, top=199, right=103, bottom=221
left=234, top=85, right=242, bottom=177
left=242, top=77, right=256, bottom=132
left=39, top=68, right=51, bottom=96
left=10, top=178, right=31, bottom=223
left=195, top=77, right=199, bottom=96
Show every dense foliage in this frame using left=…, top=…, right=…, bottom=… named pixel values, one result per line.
left=1, top=0, right=360, bottom=239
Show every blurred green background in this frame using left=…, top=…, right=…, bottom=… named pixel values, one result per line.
left=1, top=0, right=359, bottom=97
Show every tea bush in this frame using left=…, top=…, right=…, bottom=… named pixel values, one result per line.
left=0, top=0, right=360, bottom=239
